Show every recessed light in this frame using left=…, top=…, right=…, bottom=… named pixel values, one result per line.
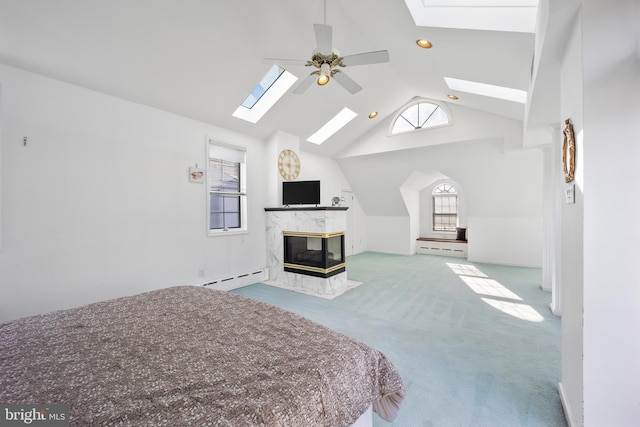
left=447, top=94, right=459, bottom=100
left=368, top=112, right=378, bottom=119
left=416, top=39, right=433, bottom=49
left=444, top=76, right=527, bottom=103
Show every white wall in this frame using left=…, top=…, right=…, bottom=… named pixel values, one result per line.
left=0, top=63, right=269, bottom=322
left=298, top=151, right=356, bottom=207
left=298, top=150, right=368, bottom=255
left=554, top=1, right=640, bottom=425
left=558, top=8, right=585, bottom=425
left=399, top=186, right=421, bottom=254
left=467, top=217, right=543, bottom=267
left=366, top=216, right=412, bottom=255
left=338, top=137, right=544, bottom=267
left=0, top=64, right=367, bottom=322
left=343, top=191, right=368, bottom=255
left=580, top=0, right=640, bottom=425
left=0, top=82, right=3, bottom=252
left=336, top=96, right=543, bottom=267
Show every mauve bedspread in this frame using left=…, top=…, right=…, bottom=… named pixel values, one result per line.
left=0, top=286, right=404, bottom=426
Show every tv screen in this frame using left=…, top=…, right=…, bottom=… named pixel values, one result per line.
left=283, top=180, right=320, bottom=206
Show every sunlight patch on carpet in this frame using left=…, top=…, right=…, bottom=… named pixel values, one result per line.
left=446, top=263, right=488, bottom=278
left=459, top=276, right=522, bottom=301
left=481, top=298, right=545, bottom=322
left=447, top=262, right=544, bottom=323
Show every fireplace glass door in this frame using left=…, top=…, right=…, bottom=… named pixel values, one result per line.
left=283, top=232, right=345, bottom=278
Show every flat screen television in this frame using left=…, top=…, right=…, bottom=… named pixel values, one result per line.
left=283, top=180, right=320, bottom=206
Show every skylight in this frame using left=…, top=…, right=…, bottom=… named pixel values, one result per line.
left=232, top=65, right=298, bottom=124
left=241, top=65, right=284, bottom=109
left=404, top=0, right=539, bottom=33
left=444, top=77, right=527, bottom=103
left=307, top=108, right=358, bottom=145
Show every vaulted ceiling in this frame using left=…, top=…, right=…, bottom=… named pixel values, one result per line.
left=0, top=0, right=549, bottom=158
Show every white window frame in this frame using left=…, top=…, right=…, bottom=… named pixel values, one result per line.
left=389, top=98, right=452, bottom=136
left=207, top=137, right=248, bottom=236
left=432, top=183, right=458, bottom=232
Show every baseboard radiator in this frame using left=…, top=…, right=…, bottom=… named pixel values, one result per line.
left=198, top=268, right=268, bottom=291
left=416, top=240, right=468, bottom=258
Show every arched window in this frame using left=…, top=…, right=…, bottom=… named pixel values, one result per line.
left=432, top=183, right=457, bottom=231
left=390, top=100, right=450, bottom=135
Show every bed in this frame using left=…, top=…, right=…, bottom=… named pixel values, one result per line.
left=0, top=286, right=405, bottom=426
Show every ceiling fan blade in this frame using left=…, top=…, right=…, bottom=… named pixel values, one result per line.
left=293, top=74, right=317, bottom=94
left=262, top=58, right=308, bottom=66
left=333, top=71, right=362, bottom=94
left=314, top=23, right=333, bottom=55
left=341, top=50, right=389, bottom=67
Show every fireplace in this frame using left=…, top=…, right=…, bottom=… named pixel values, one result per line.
left=284, top=231, right=345, bottom=278
left=264, top=207, right=354, bottom=299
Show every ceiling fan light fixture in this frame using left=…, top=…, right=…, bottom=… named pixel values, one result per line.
left=416, top=39, right=433, bottom=49
left=317, top=74, right=330, bottom=86
left=317, top=63, right=331, bottom=86
left=447, top=94, right=459, bottom=100
left=368, top=112, right=378, bottom=119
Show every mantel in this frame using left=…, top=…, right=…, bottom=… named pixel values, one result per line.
left=264, top=207, right=348, bottom=212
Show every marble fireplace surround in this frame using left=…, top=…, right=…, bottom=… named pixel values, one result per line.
left=264, top=207, right=361, bottom=299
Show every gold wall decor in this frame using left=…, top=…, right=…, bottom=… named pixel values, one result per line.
left=278, top=149, right=300, bottom=181
left=563, top=118, right=576, bottom=183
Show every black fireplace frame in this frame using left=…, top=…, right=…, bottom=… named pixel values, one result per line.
left=283, top=231, right=346, bottom=278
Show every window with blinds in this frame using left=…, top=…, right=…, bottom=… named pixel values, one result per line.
left=207, top=140, right=247, bottom=234
left=432, top=183, right=458, bottom=232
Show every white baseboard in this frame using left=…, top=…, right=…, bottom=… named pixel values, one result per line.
left=558, top=382, right=577, bottom=427
left=195, top=268, right=268, bottom=291
left=550, top=302, right=562, bottom=316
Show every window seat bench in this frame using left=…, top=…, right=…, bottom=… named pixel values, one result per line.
left=416, top=237, right=468, bottom=258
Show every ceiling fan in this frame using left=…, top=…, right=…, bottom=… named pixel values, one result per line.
left=263, top=3, right=389, bottom=94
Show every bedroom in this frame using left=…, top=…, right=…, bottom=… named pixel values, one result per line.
left=1, top=1, right=639, bottom=426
